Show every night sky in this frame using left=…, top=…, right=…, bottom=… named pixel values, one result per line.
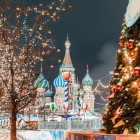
left=48, top=0, right=128, bottom=83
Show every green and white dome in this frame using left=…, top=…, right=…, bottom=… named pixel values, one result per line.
left=82, top=65, right=93, bottom=86
left=34, top=64, right=49, bottom=89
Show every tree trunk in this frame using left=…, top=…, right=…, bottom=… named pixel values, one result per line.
left=10, top=97, right=17, bottom=140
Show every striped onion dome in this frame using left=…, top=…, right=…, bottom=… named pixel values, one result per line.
left=44, top=87, right=54, bottom=97
left=53, top=74, right=65, bottom=87
left=38, top=78, right=49, bottom=88
left=34, top=64, right=49, bottom=88
left=82, top=65, right=93, bottom=86
left=34, top=72, right=45, bottom=88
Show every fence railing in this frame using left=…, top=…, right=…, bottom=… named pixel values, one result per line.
left=38, top=118, right=102, bottom=131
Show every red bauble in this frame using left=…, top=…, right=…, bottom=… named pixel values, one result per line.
left=128, top=39, right=134, bottom=49
left=102, top=114, right=107, bottom=122
left=115, top=85, right=122, bottom=92
left=68, top=4, right=72, bottom=9
left=39, top=3, right=43, bottom=6
left=46, top=50, right=51, bottom=55
left=119, top=42, right=123, bottom=48
left=7, top=7, right=10, bottom=10
left=57, top=16, right=60, bottom=19
left=53, top=18, right=57, bottom=22
left=121, top=30, right=126, bottom=35
left=133, top=69, right=140, bottom=77
left=62, top=72, right=71, bottom=81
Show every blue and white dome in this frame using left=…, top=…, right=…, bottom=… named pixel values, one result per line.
left=82, top=65, right=93, bottom=86
left=53, top=74, right=65, bottom=87
left=44, top=87, right=54, bottom=97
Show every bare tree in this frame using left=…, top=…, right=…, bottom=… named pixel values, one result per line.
left=0, top=0, right=70, bottom=139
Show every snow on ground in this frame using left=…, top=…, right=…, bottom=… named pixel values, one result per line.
left=0, top=129, right=10, bottom=140
left=17, top=130, right=53, bottom=140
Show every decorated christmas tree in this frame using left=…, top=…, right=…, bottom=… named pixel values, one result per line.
left=102, top=0, right=140, bottom=134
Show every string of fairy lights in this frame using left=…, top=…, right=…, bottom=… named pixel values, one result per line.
left=92, top=75, right=110, bottom=103
left=0, top=0, right=72, bottom=69
left=0, top=0, right=71, bottom=114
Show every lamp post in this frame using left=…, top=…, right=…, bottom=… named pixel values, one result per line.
left=43, top=103, right=46, bottom=121
left=28, top=108, right=32, bottom=128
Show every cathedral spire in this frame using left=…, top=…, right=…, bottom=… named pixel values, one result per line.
left=41, top=63, right=43, bottom=72
left=63, top=33, right=72, bottom=66
left=87, top=64, right=89, bottom=74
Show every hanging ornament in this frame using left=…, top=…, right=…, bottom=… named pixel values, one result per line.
left=110, top=85, right=116, bottom=93
left=128, top=39, right=134, bottom=49
left=102, top=114, right=107, bottom=123
left=130, top=81, right=138, bottom=92
left=117, top=49, right=121, bottom=56
left=46, top=50, right=51, bottom=55
left=115, top=85, right=122, bottom=92
left=121, top=29, right=126, bottom=35
left=123, top=48, right=128, bottom=54
left=125, top=33, right=129, bottom=38
left=133, top=67, right=140, bottom=77
left=122, top=73, right=130, bottom=82
left=113, top=120, right=125, bottom=128
left=119, top=42, right=124, bottom=48
left=126, top=58, right=135, bottom=66
left=107, top=93, right=115, bottom=99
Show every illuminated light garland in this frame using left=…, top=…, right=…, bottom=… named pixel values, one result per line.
left=0, top=1, right=71, bottom=133
left=98, top=92, right=107, bottom=101
left=98, top=80, right=109, bottom=88
left=94, top=102, right=107, bottom=106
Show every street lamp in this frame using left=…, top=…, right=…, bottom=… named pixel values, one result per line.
left=43, top=103, right=46, bottom=121
left=28, top=108, right=32, bottom=128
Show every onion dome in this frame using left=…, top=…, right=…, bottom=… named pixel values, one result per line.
left=53, top=74, right=65, bottom=87
left=34, top=64, right=49, bottom=88
left=82, top=65, right=93, bottom=86
left=44, top=86, right=54, bottom=97
left=38, top=79, right=49, bottom=88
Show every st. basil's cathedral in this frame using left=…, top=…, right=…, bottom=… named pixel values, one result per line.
left=34, top=35, right=95, bottom=115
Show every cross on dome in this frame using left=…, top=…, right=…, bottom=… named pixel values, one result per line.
left=65, top=33, right=71, bottom=49
left=87, top=64, right=89, bottom=74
